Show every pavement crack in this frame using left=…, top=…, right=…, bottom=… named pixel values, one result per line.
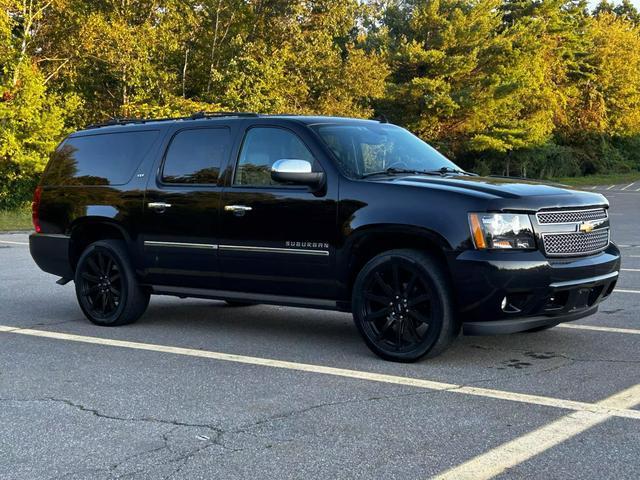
left=0, top=397, right=224, bottom=434
left=159, top=442, right=219, bottom=480
left=225, top=387, right=453, bottom=438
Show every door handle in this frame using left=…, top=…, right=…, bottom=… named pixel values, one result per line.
left=148, top=202, right=172, bottom=213
left=224, top=205, right=252, bottom=216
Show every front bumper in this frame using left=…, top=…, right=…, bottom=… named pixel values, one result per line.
left=463, top=305, right=599, bottom=335
left=448, top=243, right=620, bottom=334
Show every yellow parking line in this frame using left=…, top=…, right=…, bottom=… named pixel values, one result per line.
left=558, top=324, right=640, bottom=335
left=1, top=325, right=639, bottom=421
left=432, top=383, right=640, bottom=480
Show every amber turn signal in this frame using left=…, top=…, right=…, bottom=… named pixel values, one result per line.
left=468, top=213, right=487, bottom=249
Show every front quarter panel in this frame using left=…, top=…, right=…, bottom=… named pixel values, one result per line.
left=338, top=179, right=486, bottom=252
left=335, top=179, right=489, bottom=300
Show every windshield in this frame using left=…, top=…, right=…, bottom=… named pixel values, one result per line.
left=311, top=123, right=461, bottom=179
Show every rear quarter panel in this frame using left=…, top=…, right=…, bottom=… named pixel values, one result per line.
left=35, top=126, right=170, bottom=271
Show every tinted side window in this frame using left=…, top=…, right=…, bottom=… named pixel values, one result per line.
left=234, top=127, right=315, bottom=186
left=161, top=128, right=230, bottom=184
left=45, top=130, right=159, bottom=186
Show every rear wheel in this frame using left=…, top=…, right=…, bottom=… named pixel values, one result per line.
left=74, top=240, right=149, bottom=326
left=352, top=249, right=458, bottom=362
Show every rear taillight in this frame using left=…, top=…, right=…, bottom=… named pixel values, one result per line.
left=32, top=186, right=42, bottom=233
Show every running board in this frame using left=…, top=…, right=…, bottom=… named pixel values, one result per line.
left=56, top=277, right=72, bottom=285
left=150, top=285, right=339, bottom=311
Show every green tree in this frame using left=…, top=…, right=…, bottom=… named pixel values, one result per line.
left=2, top=0, right=640, bottom=197
left=211, top=0, right=388, bottom=116
left=0, top=1, right=74, bottom=208
left=614, top=0, right=640, bottom=24
left=380, top=0, right=557, bottom=175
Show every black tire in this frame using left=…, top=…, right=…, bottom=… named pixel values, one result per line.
left=352, top=249, right=458, bottom=362
left=74, top=240, right=150, bottom=326
left=224, top=300, right=257, bottom=307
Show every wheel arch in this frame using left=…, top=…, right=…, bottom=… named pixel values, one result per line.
left=68, top=217, right=133, bottom=272
left=338, top=224, right=454, bottom=305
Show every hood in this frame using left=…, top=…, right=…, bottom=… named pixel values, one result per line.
left=375, top=174, right=608, bottom=211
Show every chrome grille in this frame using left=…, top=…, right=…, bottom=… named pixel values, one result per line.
left=542, top=229, right=610, bottom=257
left=537, top=208, right=607, bottom=224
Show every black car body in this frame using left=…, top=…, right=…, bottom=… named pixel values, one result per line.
left=30, top=113, right=621, bottom=361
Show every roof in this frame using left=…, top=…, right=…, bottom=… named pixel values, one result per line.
left=77, top=112, right=386, bottom=134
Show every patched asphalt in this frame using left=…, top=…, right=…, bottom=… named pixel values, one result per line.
left=0, top=190, right=638, bottom=479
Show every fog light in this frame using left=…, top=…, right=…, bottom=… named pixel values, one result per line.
left=501, top=295, right=524, bottom=313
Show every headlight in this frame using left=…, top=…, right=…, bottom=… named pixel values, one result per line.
left=468, top=213, right=536, bottom=250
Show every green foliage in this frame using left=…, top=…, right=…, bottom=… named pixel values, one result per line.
left=1, top=2, right=78, bottom=207
left=1, top=0, right=640, bottom=209
left=377, top=0, right=640, bottom=178
left=553, top=171, right=640, bottom=187
left=0, top=204, right=32, bottom=231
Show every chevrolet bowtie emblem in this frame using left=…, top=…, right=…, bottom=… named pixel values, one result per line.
left=579, top=222, right=595, bottom=233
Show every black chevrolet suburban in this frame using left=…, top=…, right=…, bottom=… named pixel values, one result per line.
left=30, top=113, right=621, bottom=361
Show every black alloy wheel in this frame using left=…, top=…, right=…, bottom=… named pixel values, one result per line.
left=78, top=249, right=122, bottom=318
left=75, top=240, right=149, bottom=326
left=353, top=249, right=457, bottom=362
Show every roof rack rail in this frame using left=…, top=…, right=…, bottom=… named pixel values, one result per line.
left=190, top=111, right=259, bottom=119
left=85, top=117, right=147, bottom=129
left=86, top=111, right=261, bottom=129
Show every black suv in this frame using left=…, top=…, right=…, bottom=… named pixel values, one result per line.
left=30, top=113, right=620, bottom=361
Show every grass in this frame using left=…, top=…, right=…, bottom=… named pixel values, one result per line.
left=0, top=206, right=32, bottom=232
left=550, top=172, right=640, bottom=187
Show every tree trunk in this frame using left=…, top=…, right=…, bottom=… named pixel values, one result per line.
left=182, top=47, right=189, bottom=98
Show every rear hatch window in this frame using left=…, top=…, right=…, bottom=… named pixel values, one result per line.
left=43, top=130, right=159, bottom=186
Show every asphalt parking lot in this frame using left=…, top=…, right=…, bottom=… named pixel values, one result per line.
left=1, top=189, right=639, bottom=479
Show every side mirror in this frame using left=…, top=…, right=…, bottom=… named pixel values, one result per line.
left=271, top=159, right=325, bottom=189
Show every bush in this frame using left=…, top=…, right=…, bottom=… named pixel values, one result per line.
left=0, top=162, right=39, bottom=210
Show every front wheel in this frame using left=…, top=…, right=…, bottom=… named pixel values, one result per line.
left=74, top=240, right=150, bottom=326
left=352, top=249, right=458, bottom=362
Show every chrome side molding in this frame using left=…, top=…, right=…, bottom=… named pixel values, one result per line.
left=224, top=205, right=252, bottom=212
left=218, top=245, right=329, bottom=256
left=143, top=241, right=329, bottom=256
left=144, top=241, right=217, bottom=250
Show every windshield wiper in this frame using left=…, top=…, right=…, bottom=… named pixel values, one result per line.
left=424, top=166, right=477, bottom=176
left=361, top=166, right=476, bottom=179
left=360, top=167, right=440, bottom=179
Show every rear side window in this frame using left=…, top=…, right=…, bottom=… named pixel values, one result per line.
left=161, top=128, right=230, bottom=184
left=45, top=130, right=159, bottom=186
